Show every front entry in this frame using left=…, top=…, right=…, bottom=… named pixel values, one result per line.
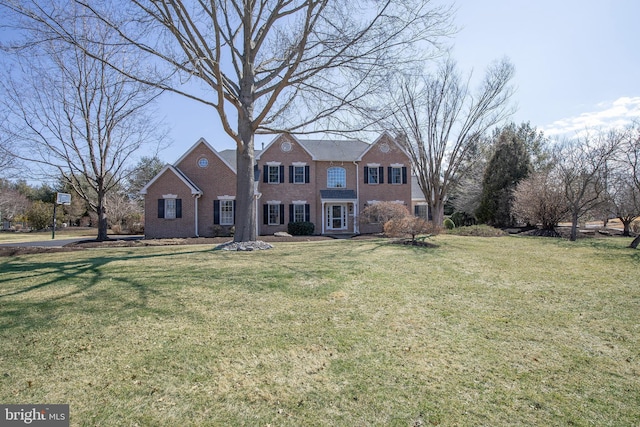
left=327, top=204, right=347, bottom=230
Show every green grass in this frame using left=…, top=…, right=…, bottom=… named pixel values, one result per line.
left=1, top=236, right=638, bottom=426
left=0, top=228, right=99, bottom=243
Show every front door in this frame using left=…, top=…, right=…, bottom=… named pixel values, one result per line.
left=327, top=204, right=347, bottom=230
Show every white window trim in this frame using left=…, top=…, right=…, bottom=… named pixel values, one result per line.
left=292, top=162, right=307, bottom=167
left=293, top=203, right=306, bottom=223
left=293, top=165, right=306, bottom=184
left=164, top=198, right=177, bottom=219
left=390, top=166, right=403, bottom=184
left=217, top=195, right=235, bottom=201
left=267, top=202, right=281, bottom=225
left=266, top=161, right=282, bottom=166
left=368, top=167, right=380, bottom=184
left=390, top=163, right=404, bottom=168
left=366, top=163, right=380, bottom=167
left=162, top=194, right=178, bottom=199
left=219, top=199, right=234, bottom=226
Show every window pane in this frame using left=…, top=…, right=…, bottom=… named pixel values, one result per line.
left=293, top=204, right=305, bottom=222
left=268, top=166, right=280, bottom=183
left=368, top=168, right=379, bottom=184
left=165, top=199, right=176, bottom=219
left=392, top=167, right=402, bottom=184
left=268, top=204, right=280, bottom=225
left=294, top=166, right=305, bottom=183
left=327, top=167, right=346, bottom=188
left=220, top=200, right=234, bottom=225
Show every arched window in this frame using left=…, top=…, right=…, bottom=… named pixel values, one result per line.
left=327, top=167, right=346, bottom=188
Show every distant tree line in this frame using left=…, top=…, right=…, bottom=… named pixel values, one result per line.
left=0, top=156, right=164, bottom=233
left=447, top=121, right=640, bottom=248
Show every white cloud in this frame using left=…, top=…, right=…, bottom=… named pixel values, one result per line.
left=543, top=97, right=640, bottom=137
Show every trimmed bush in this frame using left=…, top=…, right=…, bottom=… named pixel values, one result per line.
left=288, top=221, right=315, bottom=236
left=443, top=218, right=455, bottom=230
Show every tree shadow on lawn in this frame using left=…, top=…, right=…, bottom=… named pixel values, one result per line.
left=0, top=249, right=207, bottom=333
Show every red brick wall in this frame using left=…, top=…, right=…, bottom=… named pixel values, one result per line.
left=143, top=170, right=197, bottom=238
left=175, top=141, right=236, bottom=237
left=258, top=135, right=318, bottom=235
left=358, top=134, right=412, bottom=234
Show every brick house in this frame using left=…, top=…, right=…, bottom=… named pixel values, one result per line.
left=141, top=133, right=426, bottom=238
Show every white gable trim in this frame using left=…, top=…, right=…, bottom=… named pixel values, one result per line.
left=256, top=134, right=316, bottom=160
left=356, top=132, right=410, bottom=161
left=139, top=165, right=203, bottom=196
left=174, top=137, right=237, bottom=173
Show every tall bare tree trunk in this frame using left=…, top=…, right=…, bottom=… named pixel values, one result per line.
left=431, top=200, right=445, bottom=228
left=235, top=121, right=256, bottom=242
left=96, top=188, right=109, bottom=241
left=630, top=235, right=640, bottom=249
left=570, top=212, right=579, bottom=241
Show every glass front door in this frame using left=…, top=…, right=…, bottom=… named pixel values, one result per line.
left=327, top=204, right=347, bottom=230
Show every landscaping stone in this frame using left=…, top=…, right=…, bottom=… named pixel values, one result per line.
left=215, top=241, right=274, bottom=251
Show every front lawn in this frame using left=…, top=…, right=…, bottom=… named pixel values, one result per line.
left=1, top=236, right=638, bottom=425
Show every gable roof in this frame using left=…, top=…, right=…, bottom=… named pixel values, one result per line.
left=356, top=132, right=410, bottom=161
left=298, top=139, right=370, bottom=161
left=219, top=148, right=262, bottom=170
left=175, top=137, right=237, bottom=173
left=139, top=165, right=203, bottom=196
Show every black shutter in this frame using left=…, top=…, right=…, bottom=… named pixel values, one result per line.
left=304, top=166, right=310, bottom=183
left=305, top=204, right=310, bottom=222
left=379, top=167, right=384, bottom=184
left=402, top=167, right=407, bottom=184
left=176, top=199, right=182, bottom=218
left=280, top=204, right=285, bottom=224
left=289, top=204, right=294, bottom=223
left=263, top=204, right=269, bottom=225
left=263, top=165, right=268, bottom=183
left=289, top=165, right=294, bottom=183
left=158, top=199, right=164, bottom=218
left=213, top=200, right=220, bottom=225
left=388, top=167, right=392, bottom=184
left=233, top=200, right=236, bottom=224
left=414, top=205, right=419, bottom=216
left=279, top=165, right=285, bottom=183
left=364, top=166, right=369, bottom=184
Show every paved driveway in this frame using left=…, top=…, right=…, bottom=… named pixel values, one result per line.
left=0, top=235, right=143, bottom=248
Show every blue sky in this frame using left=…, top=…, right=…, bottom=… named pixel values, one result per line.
left=156, top=0, right=640, bottom=162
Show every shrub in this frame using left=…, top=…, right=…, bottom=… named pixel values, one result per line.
left=360, top=202, right=409, bottom=225
left=288, top=221, right=315, bottom=235
left=443, top=218, right=455, bottom=230
left=384, top=216, right=440, bottom=243
left=26, top=201, right=53, bottom=230
left=447, top=224, right=507, bottom=237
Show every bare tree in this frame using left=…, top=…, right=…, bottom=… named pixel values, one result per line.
left=0, top=6, right=165, bottom=240
left=555, top=130, right=622, bottom=241
left=389, top=58, right=515, bottom=226
left=512, top=169, right=568, bottom=235
left=620, top=122, right=640, bottom=248
left=14, top=0, right=453, bottom=242
left=0, top=180, right=30, bottom=228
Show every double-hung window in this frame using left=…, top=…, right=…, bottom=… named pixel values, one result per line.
left=289, top=202, right=309, bottom=222
left=220, top=200, right=234, bottom=225
left=264, top=163, right=285, bottom=184
left=368, top=167, right=379, bottom=184
left=214, top=199, right=235, bottom=225
left=364, top=165, right=384, bottom=184
left=388, top=165, right=407, bottom=184
left=158, top=197, right=182, bottom=219
left=264, top=202, right=285, bottom=225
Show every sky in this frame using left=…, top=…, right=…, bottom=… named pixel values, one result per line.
left=154, top=0, right=640, bottom=163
